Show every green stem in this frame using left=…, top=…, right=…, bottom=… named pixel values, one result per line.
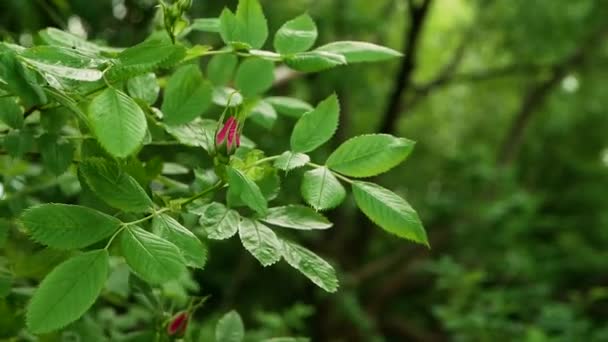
left=104, top=207, right=171, bottom=250
left=179, top=181, right=225, bottom=207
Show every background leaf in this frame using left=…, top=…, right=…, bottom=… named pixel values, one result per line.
left=352, top=181, right=428, bottom=245
left=20, top=204, right=121, bottom=250
left=88, top=87, right=147, bottom=158
left=326, top=134, right=415, bottom=177
left=26, top=250, right=109, bottom=334
left=0, top=97, right=24, bottom=129
left=207, top=54, right=238, bottom=85
left=38, top=134, right=74, bottom=176
left=290, top=94, right=340, bottom=153
left=266, top=97, right=313, bottom=118
left=216, top=310, right=245, bottom=342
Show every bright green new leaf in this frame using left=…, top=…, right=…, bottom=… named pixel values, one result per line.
left=153, top=214, right=207, bottom=269
left=266, top=96, right=313, bottom=118
left=290, top=94, right=340, bottom=153
left=261, top=205, right=332, bottom=230
left=227, top=166, right=268, bottom=215
left=274, top=13, right=317, bottom=55
left=212, top=87, right=244, bottom=107
left=216, top=310, right=245, bottom=342
left=274, top=151, right=310, bottom=171
left=285, top=51, right=346, bottom=73
left=219, top=0, right=268, bottom=49
left=301, top=167, right=346, bottom=211
left=281, top=240, right=338, bottom=292
left=235, top=58, right=274, bottom=97
left=352, top=181, right=428, bottom=245
left=127, top=73, right=159, bottom=105
left=38, top=134, right=74, bottom=176
left=20, top=204, right=121, bottom=250
left=316, top=41, right=402, bottom=63
left=326, top=134, right=415, bottom=177
left=207, top=54, right=238, bottom=85
left=120, top=226, right=186, bottom=284
left=162, top=64, right=213, bottom=126
left=199, top=202, right=241, bottom=240
left=80, top=158, right=153, bottom=212
left=0, top=97, right=23, bottom=129
left=26, top=250, right=109, bottom=334
left=88, top=87, right=147, bottom=158
left=239, top=218, right=282, bottom=266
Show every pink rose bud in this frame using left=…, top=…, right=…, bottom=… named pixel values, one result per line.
left=167, top=311, right=188, bottom=336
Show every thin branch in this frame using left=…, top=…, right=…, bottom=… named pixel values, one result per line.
left=378, top=0, right=433, bottom=134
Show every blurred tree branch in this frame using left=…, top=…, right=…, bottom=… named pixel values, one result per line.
left=378, top=0, right=433, bottom=134
left=497, top=27, right=608, bottom=165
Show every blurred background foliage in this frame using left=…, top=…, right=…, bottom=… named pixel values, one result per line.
left=1, top=0, right=608, bottom=340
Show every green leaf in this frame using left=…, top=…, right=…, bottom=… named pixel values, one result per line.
left=26, top=250, right=109, bottom=334
left=22, top=57, right=102, bottom=82
left=20, top=204, right=121, bottom=250
left=127, top=73, right=159, bottom=105
left=274, top=151, right=310, bottom=171
left=80, top=158, right=153, bottom=212
left=290, top=94, right=340, bottom=153
left=266, top=96, right=313, bottom=119
left=326, top=134, right=415, bottom=177
left=20, top=45, right=105, bottom=69
left=274, top=13, right=317, bottom=55
left=207, top=54, right=238, bottom=85
left=164, top=118, right=217, bottom=152
left=162, top=64, right=213, bottom=126
left=352, top=181, right=428, bottom=245
left=261, top=205, right=332, bottom=230
left=281, top=240, right=338, bottom=292
left=0, top=97, right=23, bottom=129
left=316, top=41, right=402, bottom=63
left=249, top=100, right=277, bottom=130
left=88, top=88, right=147, bottom=158
left=220, top=0, right=269, bottom=49
left=0, top=51, right=47, bottom=107
left=285, top=51, right=346, bottom=73
left=120, top=226, right=186, bottom=284
left=153, top=214, right=207, bottom=269
left=216, top=310, right=245, bottom=342
left=199, top=202, right=240, bottom=240
left=212, top=86, right=244, bottom=107
left=239, top=218, right=282, bottom=266
left=190, top=18, right=220, bottom=33
left=3, top=129, right=33, bottom=158
left=39, top=28, right=120, bottom=55
left=106, top=39, right=186, bottom=81
left=235, top=58, right=274, bottom=97
left=38, top=134, right=74, bottom=176
left=227, top=166, right=268, bottom=215
left=301, top=167, right=346, bottom=211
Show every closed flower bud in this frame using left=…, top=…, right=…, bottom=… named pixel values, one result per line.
left=167, top=311, right=188, bottom=336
